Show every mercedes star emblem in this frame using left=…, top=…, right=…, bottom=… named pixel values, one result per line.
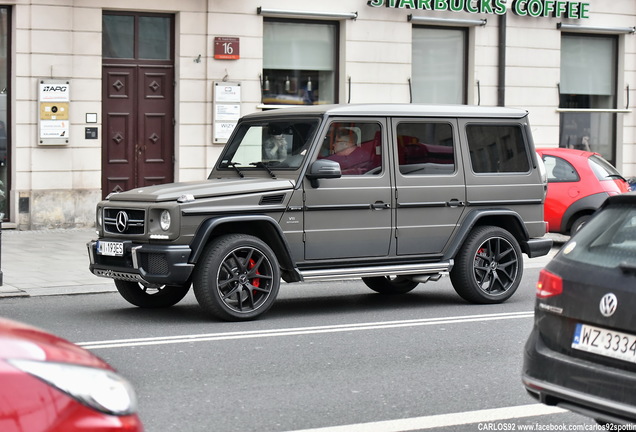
left=115, top=211, right=129, bottom=233
left=599, top=293, right=618, bottom=317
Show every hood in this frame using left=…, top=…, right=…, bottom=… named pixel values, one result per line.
left=0, top=318, right=110, bottom=369
left=106, top=177, right=296, bottom=203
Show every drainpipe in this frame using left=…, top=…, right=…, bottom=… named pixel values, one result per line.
left=497, top=13, right=506, bottom=107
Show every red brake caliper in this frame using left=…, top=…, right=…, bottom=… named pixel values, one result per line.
left=247, top=259, right=261, bottom=293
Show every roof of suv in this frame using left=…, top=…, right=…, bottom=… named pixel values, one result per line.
left=245, top=104, right=529, bottom=119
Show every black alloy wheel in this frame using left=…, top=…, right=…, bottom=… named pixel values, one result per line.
left=193, top=234, right=280, bottom=321
left=450, top=226, right=522, bottom=304
left=114, top=280, right=191, bottom=308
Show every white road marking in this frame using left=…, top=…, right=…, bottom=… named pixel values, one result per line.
left=77, top=311, right=533, bottom=349
left=283, top=404, right=566, bottom=432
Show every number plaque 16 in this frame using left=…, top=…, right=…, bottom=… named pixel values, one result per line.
left=214, top=37, right=240, bottom=60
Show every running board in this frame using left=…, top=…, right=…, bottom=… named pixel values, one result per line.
left=298, top=260, right=453, bottom=282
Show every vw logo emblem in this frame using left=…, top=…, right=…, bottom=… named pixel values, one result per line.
left=599, top=293, right=618, bottom=317
left=115, top=211, right=129, bottom=233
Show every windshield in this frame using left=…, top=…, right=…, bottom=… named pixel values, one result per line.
left=217, top=118, right=320, bottom=172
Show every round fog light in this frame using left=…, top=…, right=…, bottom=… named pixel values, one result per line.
left=160, top=210, right=171, bottom=231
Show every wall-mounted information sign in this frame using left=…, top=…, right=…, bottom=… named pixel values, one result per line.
left=214, top=37, right=240, bottom=60
left=39, top=79, right=70, bottom=145
left=213, top=82, right=241, bottom=143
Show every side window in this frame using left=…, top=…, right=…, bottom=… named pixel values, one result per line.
left=318, top=122, right=382, bottom=176
left=396, top=122, right=455, bottom=175
left=543, top=155, right=579, bottom=182
left=466, top=124, right=530, bottom=174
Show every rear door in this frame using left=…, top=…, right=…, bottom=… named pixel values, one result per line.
left=392, top=118, right=466, bottom=255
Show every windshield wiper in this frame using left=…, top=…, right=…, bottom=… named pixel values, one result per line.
left=250, top=162, right=277, bottom=179
left=227, top=162, right=244, bottom=178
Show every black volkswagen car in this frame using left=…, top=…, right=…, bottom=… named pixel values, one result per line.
left=523, top=192, right=636, bottom=425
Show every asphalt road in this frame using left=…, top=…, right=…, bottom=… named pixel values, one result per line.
left=0, top=266, right=601, bottom=432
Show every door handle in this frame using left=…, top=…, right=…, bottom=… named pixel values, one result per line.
left=447, top=199, right=465, bottom=208
left=371, top=201, right=390, bottom=210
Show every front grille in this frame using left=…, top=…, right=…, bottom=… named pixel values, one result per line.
left=104, top=208, right=146, bottom=235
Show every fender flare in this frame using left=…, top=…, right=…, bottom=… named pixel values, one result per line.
left=188, top=215, right=299, bottom=280
left=560, top=192, right=608, bottom=233
left=442, top=209, right=530, bottom=260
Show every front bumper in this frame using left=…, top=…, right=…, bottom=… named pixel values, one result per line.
left=522, top=328, right=636, bottom=424
left=87, top=239, right=194, bottom=286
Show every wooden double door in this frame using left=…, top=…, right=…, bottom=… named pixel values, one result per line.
left=102, top=63, right=174, bottom=196
left=101, top=11, right=175, bottom=197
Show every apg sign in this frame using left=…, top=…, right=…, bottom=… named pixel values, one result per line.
left=367, top=0, right=591, bottom=19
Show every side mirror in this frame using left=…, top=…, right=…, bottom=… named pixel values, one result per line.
left=306, top=159, right=342, bottom=188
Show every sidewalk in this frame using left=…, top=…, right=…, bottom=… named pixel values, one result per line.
left=0, top=228, right=564, bottom=298
left=0, top=228, right=117, bottom=297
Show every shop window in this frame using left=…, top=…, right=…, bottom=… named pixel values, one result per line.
left=262, top=20, right=337, bottom=106
left=466, top=124, right=530, bottom=174
left=411, top=27, right=467, bottom=104
left=559, top=34, right=617, bottom=164
left=396, top=122, right=455, bottom=175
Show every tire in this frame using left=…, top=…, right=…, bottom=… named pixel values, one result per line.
left=114, top=280, right=190, bottom=308
left=193, top=234, right=280, bottom=321
left=570, top=214, right=591, bottom=236
left=362, top=276, right=419, bottom=294
left=450, top=226, right=523, bottom=304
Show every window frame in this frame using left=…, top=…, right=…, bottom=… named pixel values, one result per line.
left=102, top=11, right=174, bottom=64
left=411, top=25, right=468, bottom=105
left=557, top=33, right=619, bottom=165
left=261, top=18, right=339, bottom=108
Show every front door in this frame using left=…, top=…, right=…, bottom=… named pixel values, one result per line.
left=101, top=12, right=174, bottom=196
left=303, top=119, right=392, bottom=260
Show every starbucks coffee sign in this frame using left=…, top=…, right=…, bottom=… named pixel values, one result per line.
left=367, top=0, right=590, bottom=19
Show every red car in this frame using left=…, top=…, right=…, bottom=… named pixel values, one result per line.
left=0, top=317, right=143, bottom=432
left=537, top=148, right=629, bottom=235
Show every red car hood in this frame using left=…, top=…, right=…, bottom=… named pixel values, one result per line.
left=0, top=317, right=110, bottom=369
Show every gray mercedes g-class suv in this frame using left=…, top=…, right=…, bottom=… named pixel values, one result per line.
left=88, top=104, right=552, bottom=321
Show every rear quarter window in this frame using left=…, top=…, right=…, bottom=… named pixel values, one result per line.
left=466, top=124, right=530, bottom=174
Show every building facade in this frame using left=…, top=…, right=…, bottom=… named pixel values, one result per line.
left=0, top=0, right=633, bottom=229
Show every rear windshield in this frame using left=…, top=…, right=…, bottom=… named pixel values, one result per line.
left=589, top=154, right=622, bottom=181
left=561, top=204, right=636, bottom=269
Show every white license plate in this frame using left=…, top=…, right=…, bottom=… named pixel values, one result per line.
left=97, top=241, right=124, bottom=257
left=572, top=323, right=636, bottom=364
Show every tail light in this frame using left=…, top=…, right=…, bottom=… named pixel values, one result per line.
left=536, top=269, right=562, bottom=298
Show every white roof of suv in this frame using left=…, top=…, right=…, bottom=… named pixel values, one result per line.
left=247, top=104, right=529, bottom=119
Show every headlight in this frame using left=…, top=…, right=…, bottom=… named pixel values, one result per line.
left=96, top=207, right=103, bottom=228
left=9, top=359, right=138, bottom=416
left=160, top=210, right=171, bottom=231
